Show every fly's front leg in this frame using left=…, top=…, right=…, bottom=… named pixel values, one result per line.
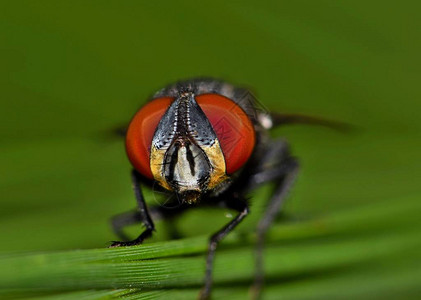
left=110, top=169, right=155, bottom=247
left=110, top=196, right=189, bottom=243
left=199, top=199, right=250, bottom=300
left=110, top=205, right=168, bottom=241
left=110, top=210, right=142, bottom=241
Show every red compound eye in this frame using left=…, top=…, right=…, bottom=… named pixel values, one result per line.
left=126, top=97, right=173, bottom=179
left=196, top=94, right=256, bottom=174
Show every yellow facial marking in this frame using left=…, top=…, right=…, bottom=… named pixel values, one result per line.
left=150, top=145, right=172, bottom=191
left=202, top=139, right=228, bottom=190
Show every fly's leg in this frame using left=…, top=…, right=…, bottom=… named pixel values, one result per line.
left=110, top=169, right=155, bottom=247
left=111, top=205, right=186, bottom=242
left=246, top=139, right=299, bottom=299
left=110, top=171, right=188, bottom=245
left=111, top=210, right=142, bottom=241
left=245, top=139, right=292, bottom=192
left=252, top=159, right=299, bottom=299
left=111, top=206, right=165, bottom=241
left=199, top=199, right=250, bottom=300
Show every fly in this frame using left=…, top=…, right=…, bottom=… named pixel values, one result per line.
left=109, top=78, right=350, bottom=299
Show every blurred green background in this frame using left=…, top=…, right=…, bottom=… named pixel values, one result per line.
left=1, top=1, right=420, bottom=299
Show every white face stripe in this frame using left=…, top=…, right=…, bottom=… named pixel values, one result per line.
left=170, top=143, right=210, bottom=193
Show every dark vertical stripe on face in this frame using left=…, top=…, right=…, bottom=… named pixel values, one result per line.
left=168, top=142, right=180, bottom=182
left=185, top=143, right=196, bottom=176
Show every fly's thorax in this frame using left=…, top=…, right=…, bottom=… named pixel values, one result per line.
left=150, top=92, right=228, bottom=203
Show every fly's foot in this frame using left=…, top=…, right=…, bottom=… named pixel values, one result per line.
left=109, top=239, right=142, bottom=248
left=198, top=287, right=211, bottom=300
left=249, top=280, right=263, bottom=300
